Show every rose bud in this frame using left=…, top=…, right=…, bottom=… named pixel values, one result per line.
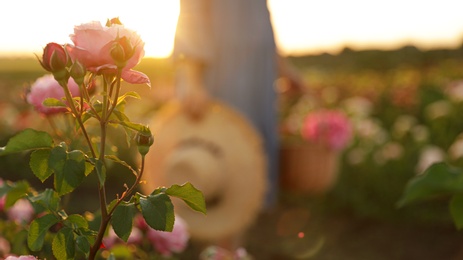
left=110, top=36, right=135, bottom=68
left=69, top=60, right=86, bottom=85
left=39, top=43, right=70, bottom=82
left=136, top=130, right=154, bottom=156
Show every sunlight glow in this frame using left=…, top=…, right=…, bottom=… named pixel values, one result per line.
left=0, top=0, right=180, bottom=58
left=1, top=0, right=463, bottom=58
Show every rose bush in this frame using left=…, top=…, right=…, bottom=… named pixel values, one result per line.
left=0, top=18, right=205, bottom=260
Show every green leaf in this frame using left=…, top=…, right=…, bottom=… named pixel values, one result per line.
left=29, top=189, right=60, bottom=213
left=139, top=193, right=175, bottom=231
left=52, top=227, right=75, bottom=260
left=105, top=155, right=136, bottom=175
left=0, top=129, right=53, bottom=156
left=50, top=147, right=86, bottom=196
left=166, top=182, right=207, bottom=214
left=450, top=194, right=463, bottom=229
left=49, top=145, right=67, bottom=174
left=398, top=162, right=463, bottom=207
left=111, top=107, right=130, bottom=122
left=30, top=149, right=53, bottom=182
left=65, top=214, right=88, bottom=229
left=3, top=180, right=30, bottom=209
left=117, top=91, right=140, bottom=105
left=114, top=121, right=150, bottom=135
left=76, top=235, right=91, bottom=256
left=43, top=97, right=66, bottom=107
left=112, top=202, right=136, bottom=242
left=28, top=213, right=60, bottom=251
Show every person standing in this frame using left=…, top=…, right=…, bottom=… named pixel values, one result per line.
left=173, top=0, right=279, bottom=208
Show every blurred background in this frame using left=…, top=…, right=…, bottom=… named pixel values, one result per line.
left=2, top=0, right=463, bottom=259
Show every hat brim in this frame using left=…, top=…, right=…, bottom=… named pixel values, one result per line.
left=141, top=100, right=267, bottom=241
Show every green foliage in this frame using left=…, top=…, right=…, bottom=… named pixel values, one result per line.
left=398, top=163, right=463, bottom=207
left=0, top=129, right=53, bottom=156
left=399, top=162, right=463, bottom=229
left=28, top=214, right=60, bottom=251
left=139, top=193, right=175, bottom=232
left=166, top=183, right=207, bottom=214
left=112, top=202, right=136, bottom=242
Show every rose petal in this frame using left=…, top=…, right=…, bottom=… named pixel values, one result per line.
left=121, top=70, right=151, bottom=86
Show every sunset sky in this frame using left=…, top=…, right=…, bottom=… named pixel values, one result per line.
left=1, top=0, right=463, bottom=58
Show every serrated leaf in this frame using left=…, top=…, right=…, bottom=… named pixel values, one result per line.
left=28, top=213, right=60, bottom=251
left=43, top=97, right=66, bottom=107
left=52, top=227, right=75, bottom=260
left=112, top=202, right=136, bottom=242
left=76, top=235, right=91, bottom=256
left=65, top=214, right=88, bottom=229
left=29, top=189, right=60, bottom=213
left=166, top=182, right=207, bottom=214
left=30, top=149, right=53, bottom=182
left=0, top=129, right=53, bottom=156
left=49, top=145, right=66, bottom=174
left=55, top=158, right=86, bottom=196
left=139, top=194, right=174, bottom=231
left=398, top=162, right=463, bottom=207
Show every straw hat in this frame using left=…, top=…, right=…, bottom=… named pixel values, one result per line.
left=141, top=100, right=267, bottom=242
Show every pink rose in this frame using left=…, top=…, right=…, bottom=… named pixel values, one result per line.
left=26, top=74, right=80, bottom=115
left=67, top=19, right=149, bottom=85
left=4, top=255, right=37, bottom=260
left=301, top=110, right=353, bottom=151
left=7, top=199, right=34, bottom=223
left=0, top=179, right=5, bottom=212
left=147, top=216, right=190, bottom=257
left=0, top=236, right=11, bottom=257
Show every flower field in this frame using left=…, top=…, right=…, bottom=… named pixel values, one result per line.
left=2, top=43, right=463, bottom=258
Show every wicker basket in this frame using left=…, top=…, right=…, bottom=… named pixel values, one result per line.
left=280, top=142, right=340, bottom=195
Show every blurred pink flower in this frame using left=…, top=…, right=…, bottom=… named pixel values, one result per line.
left=0, top=179, right=5, bottom=211
left=147, top=215, right=190, bottom=257
left=7, top=199, right=34, bottom=223
left=0, top=236, right=11, bottom=257
left=4, top=255, right=37, bottom=260
left=301, top=110, right=353, bottom=151
left=26, top=74, right=80, bottom=115
left=67, top=20, right=149, bottom=84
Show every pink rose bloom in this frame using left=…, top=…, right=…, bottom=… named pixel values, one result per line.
left=0, top=195, right=5, bottom=212
left=67, top=20, right=149, bottom=85
left=147, top=216, right=190, bottom=257
left=301, top=110, right=353, bottom=151
left=0, top=236, right=11, bottom=256
left=134, top=213, right=148, bottom=230
left=5, top=255, right=37, bottom=260
left=27, top=74, right=80, bottom=115
left=7, top=199, right=34, bottom=223
left=0, top=179, right=5, bottom=212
